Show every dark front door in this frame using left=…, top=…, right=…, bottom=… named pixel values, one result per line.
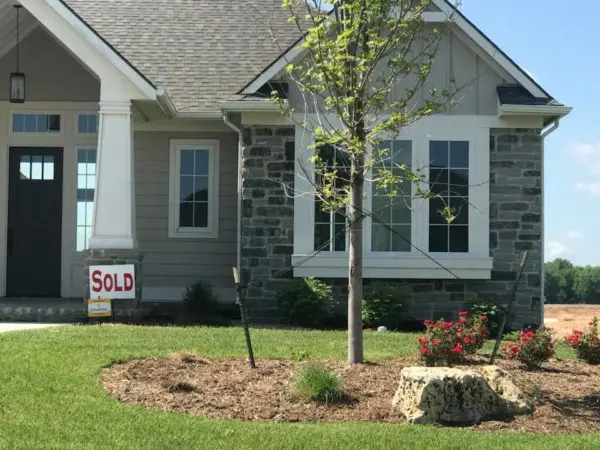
left=7, top=147, right=63, bottom=297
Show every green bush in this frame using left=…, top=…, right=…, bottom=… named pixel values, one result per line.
left=292, top=364, right=343, bottom=404
left=467, top=299, right=509, bottom=337
left=362, top=282, right=408, bottom=329
left=182, top=280, right=219, bottom=324
left=276, top=278, right=333, bottom=328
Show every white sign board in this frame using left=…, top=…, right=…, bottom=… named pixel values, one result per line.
left=89, top=264, right=136, bottom=299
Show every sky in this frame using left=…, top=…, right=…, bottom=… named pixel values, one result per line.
left=460, top=0, right=597, bottom=266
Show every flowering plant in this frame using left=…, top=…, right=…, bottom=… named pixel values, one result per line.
left=566, top=317, right=600, bottom=364
left=417, top=311, right=489, bottom=366
left=501, top=327, right=555, bottom=370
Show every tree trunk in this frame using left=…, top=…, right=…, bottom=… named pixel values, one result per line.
left=348, top=166, right=364, bottom=365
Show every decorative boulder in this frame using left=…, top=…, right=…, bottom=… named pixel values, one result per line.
left=392, top=366, right=532, bottom=425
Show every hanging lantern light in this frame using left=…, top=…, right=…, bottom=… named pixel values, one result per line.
left=9, top=4, right=25, bottom=104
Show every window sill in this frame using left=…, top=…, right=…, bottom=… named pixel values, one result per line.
left=168, top=228, right=219, bottom=239
left=291, top=253, right=493, bottom=279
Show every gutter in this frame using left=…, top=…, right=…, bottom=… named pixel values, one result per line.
left=499, top=104, right=573, bottom=117
left=221, top=111, right=244, bottom=283
left=539, top=118, right=561, bottom=323
left=156, top=88, right=177, bottom=119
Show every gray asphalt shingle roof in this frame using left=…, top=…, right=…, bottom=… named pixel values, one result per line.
left=63, top=0, right=303, bottom=112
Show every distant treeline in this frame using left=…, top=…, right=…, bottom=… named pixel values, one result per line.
left=545, top=258, right=600, bottom=304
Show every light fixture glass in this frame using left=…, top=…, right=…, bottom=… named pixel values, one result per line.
left=10, top=73, right=25, bottom=104
left=9, top=5, right=25, bottom=104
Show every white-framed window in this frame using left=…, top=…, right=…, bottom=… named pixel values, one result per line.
left=169, top=139, right=219, bottom=238
left=314, top=143, right=349, bottom=251
left=77, top=113, right=98, bottom=134
left=11, top=113, right=62, bottom=134
left=370, top=139, right=413, bottom=253
left=428, top=140, right=469, bottom=253
left=292, top=116, right=492, bottom=279
left=76, top=148, right=97, bottom=251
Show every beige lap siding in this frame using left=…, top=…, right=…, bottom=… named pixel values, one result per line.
left=134, top=131, right=238, bottom=302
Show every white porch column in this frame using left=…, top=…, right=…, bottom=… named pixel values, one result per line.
left=89, top=100, right=136, bottom=249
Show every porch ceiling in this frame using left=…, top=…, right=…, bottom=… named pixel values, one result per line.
left=0, top=1, right=39, bottom=62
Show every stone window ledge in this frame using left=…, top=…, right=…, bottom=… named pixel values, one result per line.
left=291, top=254, right=493, bottom=280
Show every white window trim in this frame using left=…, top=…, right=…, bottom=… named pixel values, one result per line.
left=9, top=110, right=64, bottom=137
left=75, top=145, right=97, bottom=252
left=169, top=139, right=220, bottom=239
left=75, top=112, right=99, bottom=137
left=292, top=115, right=493, bottom=279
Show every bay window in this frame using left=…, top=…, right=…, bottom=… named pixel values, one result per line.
left=292, top=116, right=492, bottom=279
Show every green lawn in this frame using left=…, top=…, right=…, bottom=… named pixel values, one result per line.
left=0, top=325, right=596, bottom=450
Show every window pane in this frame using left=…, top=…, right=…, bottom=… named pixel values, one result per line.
left=180, top=176, right=194, bottom=202
left=391, top=225, right=411, bottom=252
left=430, top=141, right=449, bottom=168
left=314, top=201, right=329, bottom=223
left=429, top=197, right=447, bottom=225
left=372, top=224, right=390, bottom=252
left=333, top=224, right=346, bottom=251
left=89, top=115, right=97, bottom=133
left=78, top=115, right=87, bottom=134
left=180, top=150, right=194, bottom=175
left=392, top=140, right=412, bottom=165
left=194, top=150, right=209, bottom=176
left=179, top=202, right=194, bottom=227
left=31, top=155, right=43, bottom=180
left=194, top=203, right=209, bottom=228
left=13, top=114, right=24, bottom=132
left=430, top=169, right=449, bottom=195
left=48, top=115, right=60, bottom=132
left=391, top=199, right=411, bottom=224
left=449, top=226, right=469, bottom=252
left=37, top=114, right=48, bottom=132
left=43, top=155, right=54, bottom=180
left=429, top=225, right=448, bottom=252
left=19, top=155, right=30, bottom=179
left=24, top=114, right=36, bottom=132
left=314, top=224, right=330, bottom=250
left=77, top=202, right=88, bottom=227
left=450, top=141, right=469, bottom=168
left=76, top=227, right=87, bottom=252
left=194, top=176, right=209, bottom=202
left=372, top=196, right=391, bottom=221
left=449, top=169, right=469, bottom=197
left=450, top=197, right=469, bottom=225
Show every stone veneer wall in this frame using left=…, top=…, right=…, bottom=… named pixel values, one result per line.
left=241, top=127, right=542, bottom=327
left=240, top=126, right=296, bottom=320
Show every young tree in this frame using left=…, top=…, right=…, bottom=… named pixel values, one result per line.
left=276, top=0, right=457, bottom=363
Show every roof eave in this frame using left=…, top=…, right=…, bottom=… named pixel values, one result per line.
left=499, top=103, right=573, bottom=118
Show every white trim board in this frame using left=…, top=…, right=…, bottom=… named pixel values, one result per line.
left=240, top=0, right=552, bottom=100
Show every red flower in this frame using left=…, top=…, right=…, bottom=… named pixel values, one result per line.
left=431, top=339, right=440, bottom=347
left=463, top=337, right=471, bottom=345
left=417, top=337, right=429, bottom=344
left=589, top=322, right=594, bottom=326
left=420, top=347, right=429, bottom=355
left=451, top=343, right=463, bottom=354
left=459, top=317, right=467, bottom=324
left=424, top=320, right=432, bottom=326
left=573, top=330, right=584, bottom=336
left=458, top=311, right=469, bottom=317
left=443, top=322, right=453, bottom=329
left=480, top=315, right=488, bottom=322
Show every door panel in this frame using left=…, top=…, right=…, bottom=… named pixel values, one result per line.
left=7, top=147, right=63, bottom=297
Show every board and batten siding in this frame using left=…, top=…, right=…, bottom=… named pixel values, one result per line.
left=135, top=131, right=239, bottom=303
left=0, top=27, right=99, bottom=102
left=287, top=25, right=513, bottom=116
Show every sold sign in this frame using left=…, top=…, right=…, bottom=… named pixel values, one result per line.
left=89, top=265, right=136, bottom=299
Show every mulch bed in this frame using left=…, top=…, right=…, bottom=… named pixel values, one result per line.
left=102, top=354, right=600, bottom=433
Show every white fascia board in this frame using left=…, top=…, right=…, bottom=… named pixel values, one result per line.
left=21, top=0, right=156, bottom=101
left=241, top=44, right=307, bottom=95
left=499, top=103, right=573, bottom=118
left=431, top=0, right=548, bottom=99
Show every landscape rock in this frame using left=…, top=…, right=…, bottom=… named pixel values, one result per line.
left=392, top=366, right=532, bottom=425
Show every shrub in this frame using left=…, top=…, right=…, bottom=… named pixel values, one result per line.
left=417, top=311, right=489, bottom=366
left=292, top=364, right=343, bottom=404
left=276, top=278, right=333, bottom=328
left=501, top=327, right=555, bottom=370
left=566, top=317, right=600, bottom=364
left=467, top=299, right=509, bottom=337
left=362, top=282, right=409, bottom=329
left=182, top=280, right=219, bottom=323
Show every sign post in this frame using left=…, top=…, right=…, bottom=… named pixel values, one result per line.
left=232, top=267, right=256, bottom=369
left=88, top=264, right=136, bottom=321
